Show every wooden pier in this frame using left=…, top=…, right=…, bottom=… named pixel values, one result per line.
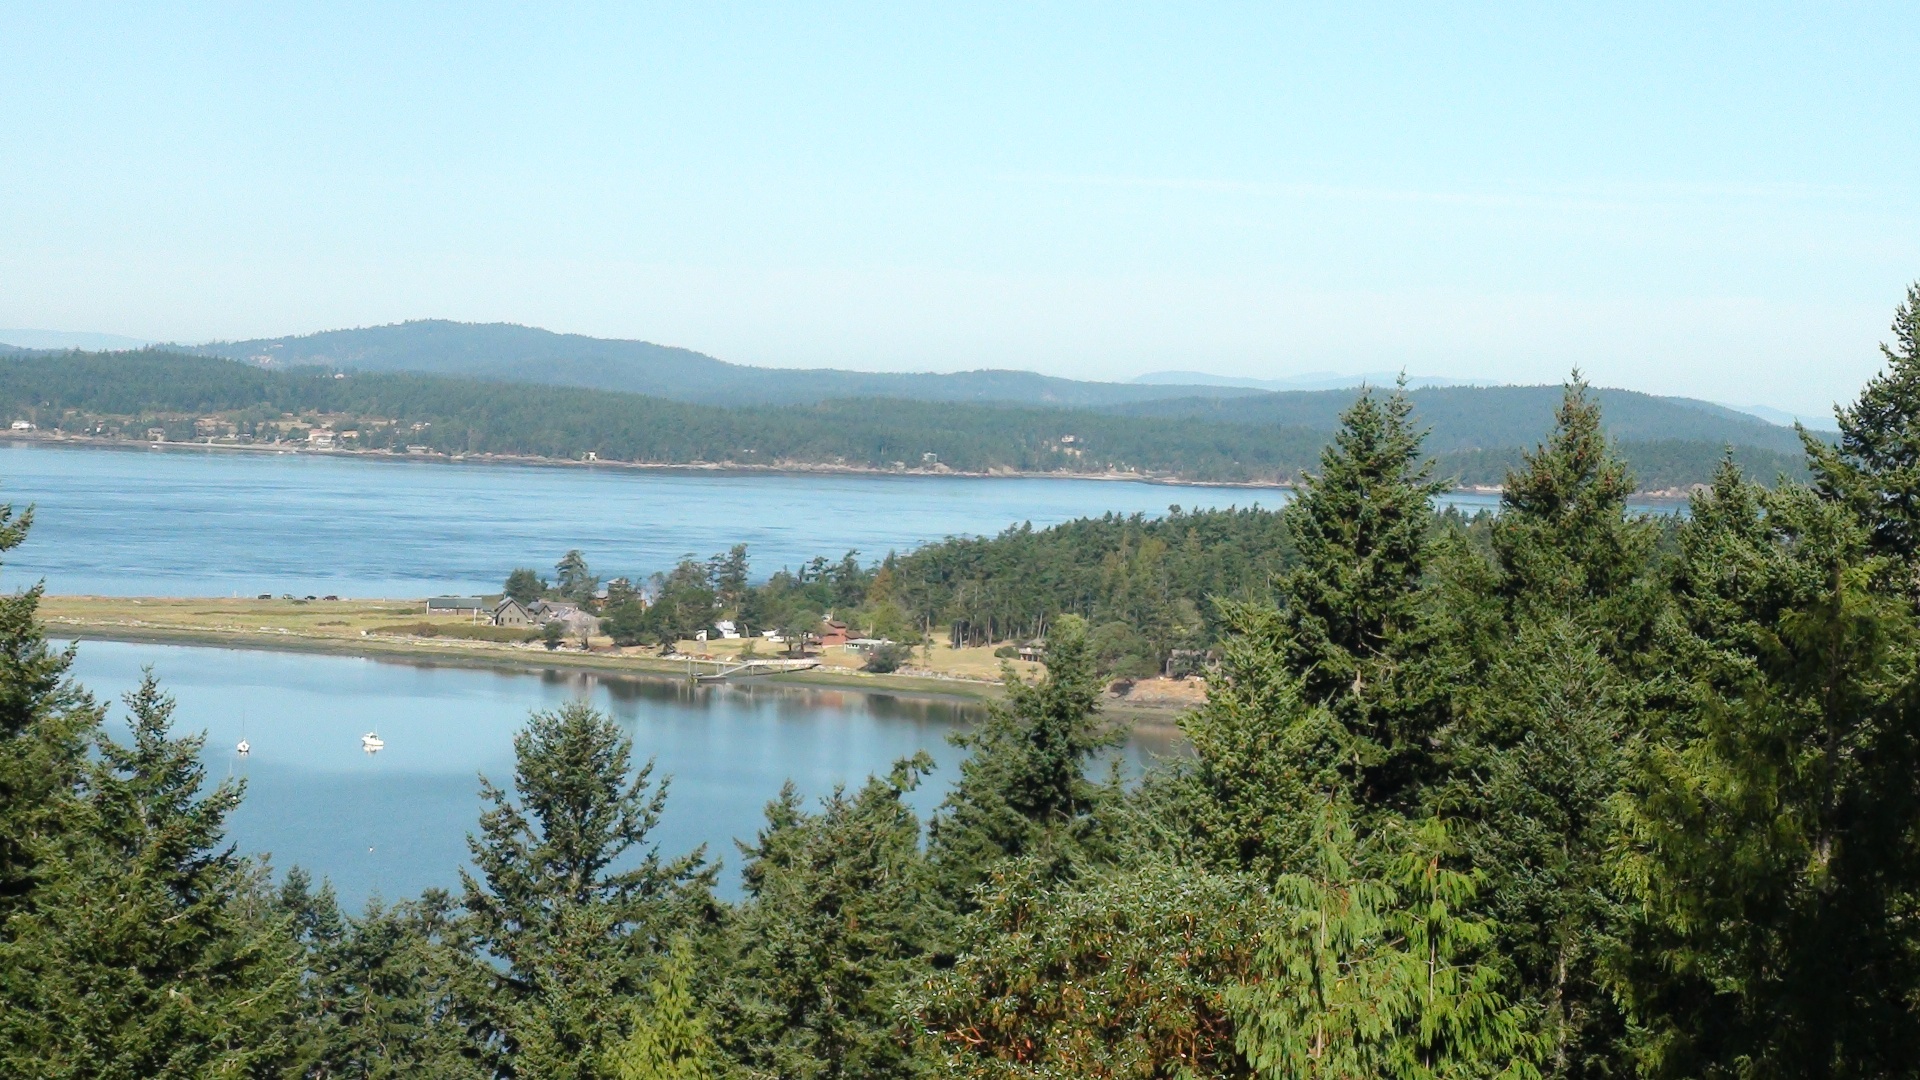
left=684, top=656, right=822, bottom=684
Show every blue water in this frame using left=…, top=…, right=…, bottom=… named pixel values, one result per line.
left=0, top=443, right=1312, bottom=597
left=67, top=639, right=1180, bottom=906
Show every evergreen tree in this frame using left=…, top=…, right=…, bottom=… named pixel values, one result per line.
left=281, top=870, right=478, bottom=1079
left=504, top=568, right=547, bottom=606
left=1492, top=374, right=1656, bottom=631
left=723, top=757, right=935, bottom=1080
left=1805, top=281, right=1920, bottom=574
left=605, top=935, right=717, bottom=1080
left=1277, top=382, right=1448, bottom=806
left=1229, top=807, right=1537, bottom=1080
left=1155, top=599, right=1354, bottom=881
left=0, top=672, right=299, bottom=1077
left=456, top=702, right=716, bottom=1080
left=0, top=499, right=97, bottom=922
left=927, top=615, right=1125, bottom=903
left=915, top=857, right=1265, bottom=1078
left=1617, top=467, right=1920, bottom=1077
left=1443, top=378, right=1653, bottom=1075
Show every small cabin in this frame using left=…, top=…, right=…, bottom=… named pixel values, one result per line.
left=818, top=618, right=850, bottom=648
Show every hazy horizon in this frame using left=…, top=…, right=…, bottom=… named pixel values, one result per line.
left=4, top=5, right=1915, bottom=417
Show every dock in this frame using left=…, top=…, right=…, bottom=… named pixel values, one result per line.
left=684, top=656, right=822, bottom=684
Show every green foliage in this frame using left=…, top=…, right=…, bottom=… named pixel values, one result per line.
left=0, top=672, right=299, bottom=1078
left=1614, top=464, right=1920, bottom=1077
left=1277, top=382, right=1449, bottom=810
left=928, top=616, right=1127, bottom=903
left=505, top=567, right=547, bottom=605
left=605, top=935, right=718, bottom=1080
left=455, top=702, right=716, bottom=1079
left=556, top=550, right=600, bottom=606
left=1156, top=600, right=1352, bottom=882
left=721, top=757, right=937, bottom=1079
left=915, top=858, right=1265, bottom=1079
left=1229, top=809, right=1537, bottom=1080
left=862, top=641, right=912, bottom=673
left=1806, top=281, right=1920, bottom=569
left=280, top=871, right=478, bottom=1079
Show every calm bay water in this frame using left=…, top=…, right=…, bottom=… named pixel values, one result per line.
left=0, top=442, right=1311, bottom=597
left=68, top=639, right=1183, bottom=905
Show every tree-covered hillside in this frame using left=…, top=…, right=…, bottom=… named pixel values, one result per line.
left=0, top=349, right=1809, bottom=488
left=187, top=319, right=1266, bottom=407
left=1115, top=380, right=1809, bottom=453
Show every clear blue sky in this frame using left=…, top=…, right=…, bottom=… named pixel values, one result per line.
left=2, top=3, right=1915, bottom=413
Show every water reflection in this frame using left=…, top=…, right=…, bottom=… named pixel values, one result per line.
left=68, top=640, right=1185, bottom=906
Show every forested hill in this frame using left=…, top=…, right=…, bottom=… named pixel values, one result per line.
left=0, top=350, right=1810, bottom=488
left=186, top=320, right=1266, bottom=408
left=1113, top=382, right=1808, bottom=453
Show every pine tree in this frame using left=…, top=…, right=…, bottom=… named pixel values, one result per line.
left=926, top=615, right=1125, bottom=903
left=456, top=702, right=716, bottom=1080
left=0, top=671, right=299, bottom=1077
left=723, top=757, right=935, bottom=1080
left=606, top=935, right=718, bottom=1080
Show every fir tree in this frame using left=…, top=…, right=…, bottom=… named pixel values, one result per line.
left=1806, top=280, right=1920, bottom=575
left=0, top=499, right=97, bottom=921
left=927, top=615, right=1125, bottom=903
left=723, top=757, right=935, bottom=1080
left=1229, top=807, right=1537, bottom=1080
left=1273, top=381, right=1455, bottom=811
left=1492, top=374, right=1655, bottom=629
left=281, top=870, right=478, bottom=1079
left=606, top=935, right=717, bottom=1080
left=456, top=702, right=716, bottom=1080
left=1156, top=599, right=1354, bottom=881
left=1617, top=469, right=1920, bottom=1077
left=0, top=671, right=299, bottom=1077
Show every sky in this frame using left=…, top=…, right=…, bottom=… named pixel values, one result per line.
left=2, top=3, right=1916, bottom=414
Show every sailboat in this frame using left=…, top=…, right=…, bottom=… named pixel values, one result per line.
left=236, top=716, right=250, bottom=756
left=361, top=730, right=385, bottom=753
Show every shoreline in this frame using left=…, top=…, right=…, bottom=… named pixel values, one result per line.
left=0, top=431, right=1302, bottom=491
left=47, top=614, right=1194, bottom=730
left=0, top=432, right=1703, bottom=501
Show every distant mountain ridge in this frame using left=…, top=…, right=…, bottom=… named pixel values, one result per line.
left=189, top=321, right=1268, bottom=409
left=1109, top=383, right=1810, bottom=456
left=1133, top=370, right=1471, bottom=392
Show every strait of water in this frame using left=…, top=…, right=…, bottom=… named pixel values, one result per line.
left=68, top=639, right=1184, bottom=906
left=0, top=442, right=1314, bottom=597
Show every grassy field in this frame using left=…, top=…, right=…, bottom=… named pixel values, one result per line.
left=36, top=596, right=1056, bottom=700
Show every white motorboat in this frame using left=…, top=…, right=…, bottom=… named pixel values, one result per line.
left=361, top=731, right=385, bottom=753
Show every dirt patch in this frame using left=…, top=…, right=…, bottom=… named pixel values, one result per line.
left=1106, top=676, right=1208, bottom=709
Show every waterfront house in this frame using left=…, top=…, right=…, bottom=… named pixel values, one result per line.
left=491, top=598, right=534, bottom=627
left=818, top=617, right=849, bottom=648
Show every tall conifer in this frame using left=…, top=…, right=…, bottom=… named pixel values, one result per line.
left=456, top=702, right=715, bottom=1079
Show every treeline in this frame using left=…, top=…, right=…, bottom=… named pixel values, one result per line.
left=8, top=288, right=1920, bottom=1077
left=0, top=349, right=1807, bottom=487
left=525, top=506, right=1299, bottom=676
